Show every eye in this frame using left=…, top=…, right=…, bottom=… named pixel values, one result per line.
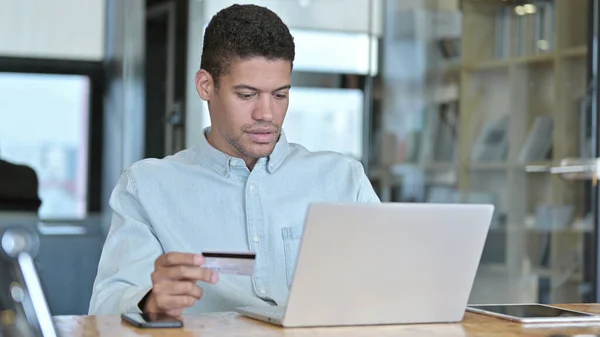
left=237, top=93, right=255, bottom=100
left=274, top=93, right=288, bottom=100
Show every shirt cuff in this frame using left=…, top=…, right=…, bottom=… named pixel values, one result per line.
left=122, top=286, right=153, bottom=313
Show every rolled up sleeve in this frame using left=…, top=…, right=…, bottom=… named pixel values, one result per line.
left=88, top=169, right=163, bottom=314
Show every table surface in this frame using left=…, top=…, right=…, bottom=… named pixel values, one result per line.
left=54, top=304, right=600, bottom=336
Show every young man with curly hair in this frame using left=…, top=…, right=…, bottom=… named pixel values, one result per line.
left=89, top=4, right=379, bottom=315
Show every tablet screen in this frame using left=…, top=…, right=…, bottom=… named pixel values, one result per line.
left=469, top=304, right=593, bottom=318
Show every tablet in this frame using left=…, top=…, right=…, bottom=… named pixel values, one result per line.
left=466, top=304, right=600, bottom=324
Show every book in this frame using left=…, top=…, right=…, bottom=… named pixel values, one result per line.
left=517, top=115, right=553, bottom=163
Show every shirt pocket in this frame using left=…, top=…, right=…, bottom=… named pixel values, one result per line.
left=281, top=226, right=303, bottom=290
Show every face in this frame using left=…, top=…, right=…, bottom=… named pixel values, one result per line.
left=196, top=57, right=291, bottom=166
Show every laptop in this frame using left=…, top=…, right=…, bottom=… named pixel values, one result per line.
left=235, top=202, right=494, bottom=328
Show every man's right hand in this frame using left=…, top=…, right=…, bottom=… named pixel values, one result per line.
left=142, top=252, right=219, bottom=316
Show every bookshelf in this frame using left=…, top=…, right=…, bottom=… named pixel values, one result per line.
left=376, top=0, right=591, bottom=304
left=463, top=0, right=590, bottom=304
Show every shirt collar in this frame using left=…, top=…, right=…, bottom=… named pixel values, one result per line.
left=196, top=127, right=289, bottom=176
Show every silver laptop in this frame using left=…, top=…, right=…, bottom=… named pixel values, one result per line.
left=235, top=202, right=494, bottom=328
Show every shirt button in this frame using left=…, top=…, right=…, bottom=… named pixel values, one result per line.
left=250, top=184, right=256, bottom=191
left=253, top=235, right=260, bottom=243
left=230, top=161, right=237, bottom=167
left=259, top=289, right=266, bottom=295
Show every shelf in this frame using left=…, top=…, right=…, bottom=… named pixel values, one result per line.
left=424, top=162, right=457, bottom=170
left=531, top=267, right=583, bottom=282
left=526, top=226, right=593, bottom=234
left=560, top=45, right=587, bottom=58
left=516, top=53, right=556, bottom=66
left=466, top=53, right=554, bottom=70
left=521, top=161, right=552, bottom=173
left=451, top=47, right=585, bottom=73
left=522, top=161, right=553, bottom=166
left=462, top=161, right=554, bottom=172
left=469, top=162, right=509, bottom=171
left=479, top=263, right=508, bottom=274
left=465, top=59, right=511, bottom=71
left=369, top=163, right=457, bottom=179
left=381, top=163, right=457, bottom=174
left=483, top=226, right=589, bottom=234
left=425, top=64, right=462, bottom=81
left=523, top=215, right=593, bottom=233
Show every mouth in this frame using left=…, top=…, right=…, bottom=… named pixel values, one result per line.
left=246, top=130, right=277, bottom=144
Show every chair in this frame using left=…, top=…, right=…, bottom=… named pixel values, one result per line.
left=0, top=159, right=42, bottom=212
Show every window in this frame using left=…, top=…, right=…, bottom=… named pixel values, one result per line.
left=283, top=87, right=364, bottom=159
left=0, top=58, right=103, bottom=220
left=291, top=28, right=378, bottom=75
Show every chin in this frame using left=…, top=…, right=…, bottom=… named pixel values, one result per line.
left=246, top=143, right=276, bottom=159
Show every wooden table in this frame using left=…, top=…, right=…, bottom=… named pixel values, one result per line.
left=54, top=304, right=600, bottom=336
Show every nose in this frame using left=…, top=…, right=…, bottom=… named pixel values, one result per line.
left=251, top=94, right=274, bottom=122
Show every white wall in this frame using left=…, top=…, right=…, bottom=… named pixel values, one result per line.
left=0, top=0, right=105, bottom=60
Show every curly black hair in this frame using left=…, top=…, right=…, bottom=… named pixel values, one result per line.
left=200, top=4, right=295, bottom=86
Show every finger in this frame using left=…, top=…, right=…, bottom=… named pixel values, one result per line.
left=154, top=281, right=203, bottom=299
left=166, top=309, right=184, bottom=317
left=155, top=295, right=197, bottom=312
left=151, top=266, right=216, bottom=284
left=164, top=265, right=215, bottom=283
left=156, top=252, right=203, bottom=268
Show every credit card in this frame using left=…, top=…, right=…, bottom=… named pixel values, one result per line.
left=200, top=251, right=256, bottom=276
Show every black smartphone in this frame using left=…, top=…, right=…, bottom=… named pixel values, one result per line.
left=121, top=313, right=183, bottom=328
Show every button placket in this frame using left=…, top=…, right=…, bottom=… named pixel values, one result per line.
left=245, top=173, right=271, bottom=300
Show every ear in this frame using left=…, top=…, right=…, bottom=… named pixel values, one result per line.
left=195, top=69, right=214, bottom=101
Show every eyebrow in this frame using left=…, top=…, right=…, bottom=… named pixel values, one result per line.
left=233, top=84, right=291, bottom=92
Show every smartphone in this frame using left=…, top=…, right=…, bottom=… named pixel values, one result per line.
left=121, top=313, right=183, bottom=328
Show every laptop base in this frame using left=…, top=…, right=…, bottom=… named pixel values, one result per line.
left=235, top=306, right=285, bottom=326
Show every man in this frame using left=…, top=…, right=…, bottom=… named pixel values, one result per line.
left=89, top=4, right=379, bottom=316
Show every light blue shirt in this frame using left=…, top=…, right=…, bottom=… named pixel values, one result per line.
left=89, top=128, right=380, bottom=314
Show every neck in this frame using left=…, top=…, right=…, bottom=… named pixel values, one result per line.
left=206, top=128, right=258, bottom=170
left=246, top=159, right=258, bottom=170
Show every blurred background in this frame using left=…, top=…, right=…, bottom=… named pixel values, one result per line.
left=1, top=0, right=599, bottom=314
